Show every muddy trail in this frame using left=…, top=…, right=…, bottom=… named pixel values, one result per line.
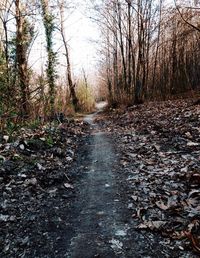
left=51, top=108, right=184, bottom=258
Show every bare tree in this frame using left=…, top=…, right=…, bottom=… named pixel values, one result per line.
left=95, top=0, right=200, bottom=105
left=58, top=0, right=79, bottom=112
left=174, top=0, right=200, bottom=32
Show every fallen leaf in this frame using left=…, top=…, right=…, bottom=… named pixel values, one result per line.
left=187, top=141, right=199, bottom=147
left=137, top=220, right=167, bottom=230
left=109, top=239, right=123, bottom=250
left=155, top=200, right=169, bottom=210
left=64, top=183, right=74, bottom=189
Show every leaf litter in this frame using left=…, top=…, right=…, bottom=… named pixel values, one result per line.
left=0, top=119, right=89, bottom=257
left=0, top=98, right=199, bottom=257
left=96, top=98, right=200, bottom=256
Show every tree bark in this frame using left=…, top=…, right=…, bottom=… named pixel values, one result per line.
left=15, top=0, right=29, bottom=117
left=41, top=0, right=56, bottom=116
left=59, top=0, right=79, bottom=112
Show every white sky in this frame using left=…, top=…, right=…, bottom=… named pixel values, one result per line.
left=30, top=1, right=100, bottom=80
left=65, top=5, right=99, bottom=76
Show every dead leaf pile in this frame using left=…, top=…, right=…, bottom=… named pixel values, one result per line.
left=97, top=98, right=200, bottom=255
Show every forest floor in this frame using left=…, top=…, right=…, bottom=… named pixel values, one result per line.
left=0, top=98, right=200, bottom=257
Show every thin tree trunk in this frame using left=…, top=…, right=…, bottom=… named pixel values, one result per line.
left=152, top=0, right=162, bottom=96
left=106, top=28, right=113, bottom=104
left=59, top=1, right=79, bottom=112
left=113, top=1, right=119, bottom=101
left=127, top=1, right=132, bottom=96
left=117, top=1, right=128, bottom=92
left=135, top=0, right=143, bottom=104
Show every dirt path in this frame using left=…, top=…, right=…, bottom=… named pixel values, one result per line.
left=1, top=101, right=198, bottom=258
left=61, top=108, right=180, bottom=258
left=67, top=113, right=126, bottom=257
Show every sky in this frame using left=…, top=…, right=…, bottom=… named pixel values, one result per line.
left=30, top=1, right=100, bottom=80
left=64, top=3, right=99, bottom=76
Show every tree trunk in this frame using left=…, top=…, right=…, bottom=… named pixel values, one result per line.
left=41, top=0, right=56, bottom=116
left=59, top=1, right=79, bottom=112
left=127, top=1, right=132, bottom=96
left=135, top=0, right=144, bottom=104
left=117, top=1, right=128, bottom=93
left=15, top=0, right=29, bottom=117
left=113, top=2, right=119, bottom=101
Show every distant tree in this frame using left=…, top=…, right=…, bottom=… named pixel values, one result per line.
left=94, top=0, right=200, bottom=104
left=174, top=0, right=200, bottom=32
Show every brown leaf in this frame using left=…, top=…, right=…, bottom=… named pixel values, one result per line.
left=155, top=200, right=169, bottom=210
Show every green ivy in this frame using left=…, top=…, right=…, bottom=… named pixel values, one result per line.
left=41, top=0, right=57, bottom=116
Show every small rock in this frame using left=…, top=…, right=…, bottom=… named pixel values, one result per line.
left=19, top=144, right=25, bottom=150
left=187, top=141, right=199, bottom=147
left=97, top=211, right=104, bottom=216
left=3, top=135, right=9, bottom=142
left=128, top=203, right=133, bottom=209
left=0, top=214, right=9, bottom=222
left=131, top=195, right=138, bottom=201
left=37, top=163, right=45, bottom=171
left=66, top=156, right=73, bottom=162
left=9, top=215, right=16, bottom=222
left=64, top=183, right=74, bottom=189
left=24, top=178, right=37, bottom=186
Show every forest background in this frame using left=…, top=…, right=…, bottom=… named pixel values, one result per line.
left=0, top=0, right=199, bottom=130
